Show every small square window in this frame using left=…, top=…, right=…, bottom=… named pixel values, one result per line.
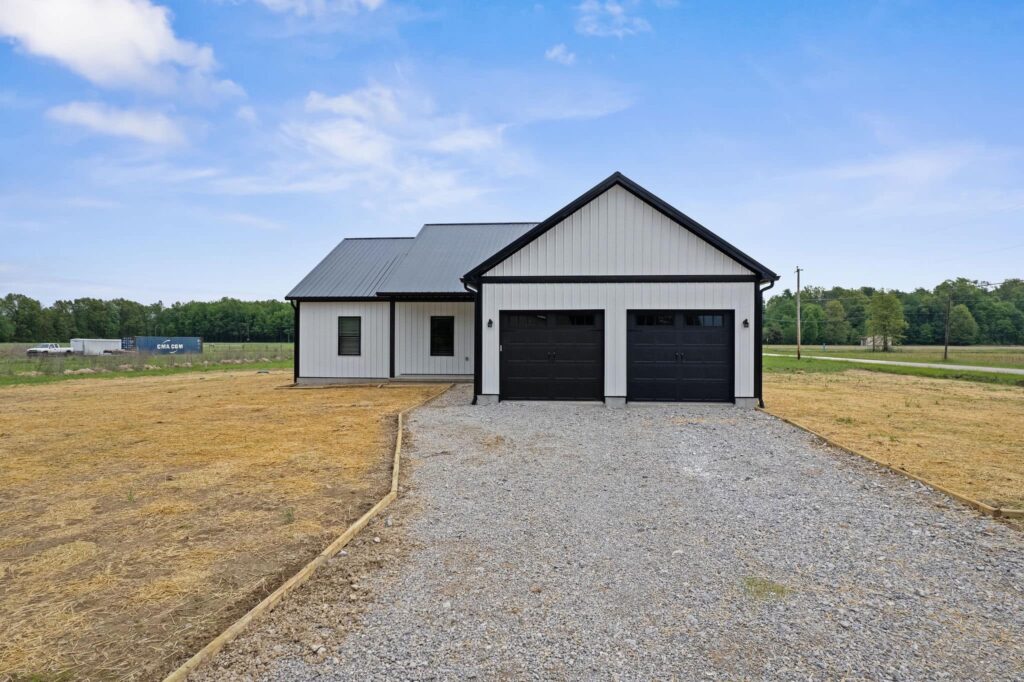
left=637, top=314, right=673, bottom=326
left=430, top=316, right=455, bottom=356
left=338, top=316, right=361, bottom=356
left=568, top=314, right=595, bottom=326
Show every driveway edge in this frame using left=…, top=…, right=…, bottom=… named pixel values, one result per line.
left=163, top=384, right=452, bottom=682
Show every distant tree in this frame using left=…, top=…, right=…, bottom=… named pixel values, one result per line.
left=823, top=300, right=851, bottom=345
left=948, top=304, right=979, bottom=345
left=0, top=294, right=45, bottom=341
left=763, top=323, right=783, bottom=345
left=866, top=292, right=907, bottom=351
left=801, top=303, right=824, bottom=345
left=0, top=310, right=13, bottom=342
left=843, top=290, right=871, bottom=339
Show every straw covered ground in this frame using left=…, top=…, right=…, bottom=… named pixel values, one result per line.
left=764, top=369, right=1024, bottom=510
left=0, top=371, right=445, bottom=681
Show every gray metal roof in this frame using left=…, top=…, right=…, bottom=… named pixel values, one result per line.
left=286, top=237, right=413, bottom=299
left=376, top=223, right=536, bottom=294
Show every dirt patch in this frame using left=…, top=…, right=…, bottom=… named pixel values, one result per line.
left=0, top=372, right=444, bottom=681
left=764, top=370, right=1024, bottom=509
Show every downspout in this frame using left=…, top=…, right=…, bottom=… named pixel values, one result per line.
left=462, top=277, right=480, bottom=405
left=290, top=300, right=300, bottom=384
left=756, top=279, right=775, bottom=408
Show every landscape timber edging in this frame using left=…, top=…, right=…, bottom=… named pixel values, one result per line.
left=760, top=408, right=1024, bottom=520
left=162, top=384, right=453, bottom=682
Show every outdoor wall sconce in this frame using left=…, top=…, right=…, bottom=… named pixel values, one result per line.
left=742, top=318, right=750, bottom=328
left=487, top=319, right=493, bottom=328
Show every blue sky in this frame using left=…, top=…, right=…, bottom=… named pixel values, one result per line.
left=1, top=0, right=1022, bottom=304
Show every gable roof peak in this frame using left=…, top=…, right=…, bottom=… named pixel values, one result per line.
left=462, top=172, right=779, bottom=283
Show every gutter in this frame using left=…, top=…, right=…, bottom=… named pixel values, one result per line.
left=756, top=278, right=776, bottom=408
left=462, top=277, right=481, bottom=405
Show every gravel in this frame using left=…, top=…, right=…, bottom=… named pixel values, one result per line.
left=202, top=385, right=1024, bottom=681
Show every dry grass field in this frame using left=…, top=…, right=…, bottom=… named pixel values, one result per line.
left=0, top=371, right=444, bottom=681
left=764, top=370, right=1024, bottom=510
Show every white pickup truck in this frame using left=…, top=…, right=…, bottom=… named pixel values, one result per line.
left=26, top=343, right=74, bottom=356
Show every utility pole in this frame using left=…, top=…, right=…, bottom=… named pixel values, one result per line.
left=943, top=296, right=952, bottom=361
left=795, top=266, right=802, bottom=359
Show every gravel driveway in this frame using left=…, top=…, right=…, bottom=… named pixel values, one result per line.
left=199, top=385, right=1024, bottom=681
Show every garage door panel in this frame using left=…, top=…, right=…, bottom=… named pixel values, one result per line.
left=628, top=310, right=733, bottom=402
left=500, top=310, right=603, bottom=401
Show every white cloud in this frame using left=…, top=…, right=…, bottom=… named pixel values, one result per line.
left=822, top=148, right=975, bottom=187
left=576, top=0, right=651, bottom=38
left=236, top=105, right=258, bottom=123
left=545, top=43, right=576, bottom=65
left=284, top=118, right=395, bottom=166
left=47, top=101, right=186, bottom=145
left=426, top=126, right=504, bottom=153
left=0, top=0, right=239, bottom=96
left=306, top=85, right=403, bottom=123
left=251, top=0, right=384, bottom=16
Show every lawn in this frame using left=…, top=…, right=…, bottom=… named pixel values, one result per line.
left=766, top=344, right=1024, bottom=369
left=0, top=372, right=444, bottom=681
left=763, top=365, right=1024, bottom=510
left=763, top=354, right=1024, bottom=387
left=0, top=342, right=293, bottom=387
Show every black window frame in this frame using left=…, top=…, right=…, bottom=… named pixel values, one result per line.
left=430, top=316, right=455, bottom=357
left=338, top=316, right=361, bottom=356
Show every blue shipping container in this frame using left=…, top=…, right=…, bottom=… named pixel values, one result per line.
left=132, top=336, right=203, bottom=354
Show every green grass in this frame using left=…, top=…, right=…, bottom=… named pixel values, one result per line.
left=742, top=576, right=791, bottom=599
left=763, top=354, right=1024, bottom=387
left=766, top=344, right=1024, bottom=369
left=0, top=342, right=292, bottom=387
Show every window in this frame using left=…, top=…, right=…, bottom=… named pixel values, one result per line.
left=637, top=314, right=674, bottom=326
left=506, top=313, right=547, bottom=328
left=430, top=316, right=455, bottom=356
left=338, top=316, right=361, bottom=356
left=683, top=313, right=724, bottom=327
left=568, top=314, right=595, bottom=326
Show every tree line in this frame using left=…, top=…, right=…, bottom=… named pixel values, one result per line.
left=0, top=294, right=294, bottom=343
left=763, top=278, right=1024, bottom=347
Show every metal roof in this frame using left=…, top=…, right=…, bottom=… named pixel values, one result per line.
left=286, top=237, right=413, bottom=299
left=376, top=223, right=536, bottom=294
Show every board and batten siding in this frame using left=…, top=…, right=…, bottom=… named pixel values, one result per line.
left=485, top=185, right=752, bottom=277
left=480, top=282, right=756, bottom=398
left=298, top=301, right=389, bottom=379
left=394, top=301, right=473, bottom=376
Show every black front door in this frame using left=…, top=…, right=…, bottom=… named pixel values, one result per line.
left=499, top=310, right=604, bottom=400
left=627, top=310, right=733, bottom=402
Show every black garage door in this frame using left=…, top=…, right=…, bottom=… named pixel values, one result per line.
left=627, top=310, right=733, bottom=402
left=500, top=310, right=603, bottom=400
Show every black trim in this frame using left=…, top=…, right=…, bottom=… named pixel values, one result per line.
left=479, top=275, right=757, bottom=284
left=292, top=300, right=300, bottom=382
left=473, top=283, right=482, bottom=399
left=756, top=280, right=775, bottom=408
left=389, top=298, right=395, bottom=378
left=462, top=172, right=779, bottom=283
left=286, top=296, right=381, bottom=302
left=288, top=294, right=472, bottom=302
left=376, top=292, right=474, bottom=301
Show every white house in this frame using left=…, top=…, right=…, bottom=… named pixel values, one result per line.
left=287, top=172, right=779, bottom=406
